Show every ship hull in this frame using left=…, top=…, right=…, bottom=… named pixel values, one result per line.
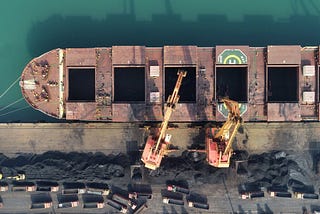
left=20, top=45, right=320, bottom=122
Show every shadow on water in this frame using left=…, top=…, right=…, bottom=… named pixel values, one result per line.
left=0, top=106, right=60, bottom=123
left=27, top=5, right=320, bottom=57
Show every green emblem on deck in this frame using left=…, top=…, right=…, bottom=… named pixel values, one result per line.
left=218, top=102, right=247, bottom=118
left=218, top=49, right=247, bottom=64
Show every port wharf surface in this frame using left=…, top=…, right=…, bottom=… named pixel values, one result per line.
left=0, top=122, right=320, bottom=213
left=1, top=122, right=320, bottom=156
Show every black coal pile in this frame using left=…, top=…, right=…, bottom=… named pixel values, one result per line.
left=242, top=151, right=313, bottom=190
left=149, top=151, right=226, bottom=185
left=309, top=141, right=320, bottom=174
left=0, top=151, right=129, bottom=181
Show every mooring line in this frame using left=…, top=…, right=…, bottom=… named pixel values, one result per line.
left=0, top=106, right=30, bottom=117
left=0, top=76, right=20, bottom=99
left=0, top=97, right=24, bottom=112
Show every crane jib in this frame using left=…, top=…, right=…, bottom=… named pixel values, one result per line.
left=154, top=70, right=187, bottom=153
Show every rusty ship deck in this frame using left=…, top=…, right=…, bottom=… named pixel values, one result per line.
left=20, top=45, right=320, bottom=122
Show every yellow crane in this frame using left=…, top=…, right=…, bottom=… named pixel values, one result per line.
left=141, top=70, right=187, bottom=170
left=205, top=98, right=242, bottom=168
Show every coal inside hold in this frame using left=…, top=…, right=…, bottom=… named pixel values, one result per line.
left=268, top=67, right=298, bottom=102
left=165, top=67, right=196, bottom=103
left=114, top=67, right=145, bottom=102
left=216, top=67, right=247, bottom=101
left=68, top=68, right=95, bottom=101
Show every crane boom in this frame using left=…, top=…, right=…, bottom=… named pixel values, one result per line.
left=154, top=70, right=186, bottom=152
left=214, top=98, right=242, bottom=155
left=141, top=70, right=187, bottom=170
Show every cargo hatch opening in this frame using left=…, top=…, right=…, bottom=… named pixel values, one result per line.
left=216, top=67, right=247, bottom=102
left=267, top=67, right=298, bottom=102
left=68, top=68, right=95, bottom=102
left=165, top=67, right=196, bottom=103
left=114, top=67, right=145, bottom=102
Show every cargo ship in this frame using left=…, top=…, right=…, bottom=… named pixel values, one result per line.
left=20, top=45, right=320, bottom=122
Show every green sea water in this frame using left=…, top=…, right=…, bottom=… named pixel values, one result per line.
left=1, top=0, right=320, bottom=122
